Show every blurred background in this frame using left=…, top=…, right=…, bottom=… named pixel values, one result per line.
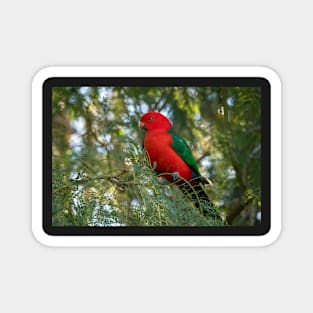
left=52, top=86, right=261, bottom=226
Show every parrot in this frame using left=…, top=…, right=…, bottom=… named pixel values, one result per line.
left=139, top=111, right=221, bottom=219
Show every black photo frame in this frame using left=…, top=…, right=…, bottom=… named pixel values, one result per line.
left=42, top=77, right=271, bottom=237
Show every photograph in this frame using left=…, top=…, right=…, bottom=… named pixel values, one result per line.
left=51, top=84, right=262, bottom=228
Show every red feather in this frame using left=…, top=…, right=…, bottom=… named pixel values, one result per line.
left=140, top=112, right=193, bottom=182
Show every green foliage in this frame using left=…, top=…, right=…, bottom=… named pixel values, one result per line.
left=53, top=138, right=223, bottom=226
left=52, top=86, right=262, bottom=227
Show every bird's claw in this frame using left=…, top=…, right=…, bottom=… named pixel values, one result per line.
left=171, top=172, right=180, bottom=181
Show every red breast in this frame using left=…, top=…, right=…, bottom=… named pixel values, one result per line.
left=143, top=129, right=193, bottom=183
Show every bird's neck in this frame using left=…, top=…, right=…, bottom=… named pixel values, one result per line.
left=146, top=128, right=169, bottom=135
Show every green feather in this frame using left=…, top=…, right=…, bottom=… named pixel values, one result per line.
left=168, top=128, right=200, bottom=177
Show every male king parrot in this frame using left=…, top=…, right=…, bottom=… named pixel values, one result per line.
left=140, top=111, right=220, bottom=219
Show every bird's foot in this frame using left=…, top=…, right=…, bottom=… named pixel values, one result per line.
left=171, top=171, right=180, bottom=181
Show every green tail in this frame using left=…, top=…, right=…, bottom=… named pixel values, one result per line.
left=178, top=182, right=223, bottom=223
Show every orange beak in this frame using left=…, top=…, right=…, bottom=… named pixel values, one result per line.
left=139, top=121, right=146, bottom=129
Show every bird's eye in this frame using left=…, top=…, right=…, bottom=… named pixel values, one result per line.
left=147, top=117, right=154, bottom=122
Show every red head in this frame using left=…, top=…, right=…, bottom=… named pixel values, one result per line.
left=139, top=112, right=172, bottom=131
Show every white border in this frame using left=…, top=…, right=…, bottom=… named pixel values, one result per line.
left=32, top=66, right=281, bottom=247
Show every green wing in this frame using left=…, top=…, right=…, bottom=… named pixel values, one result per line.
left=168, top=128, right=201, bottom=177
